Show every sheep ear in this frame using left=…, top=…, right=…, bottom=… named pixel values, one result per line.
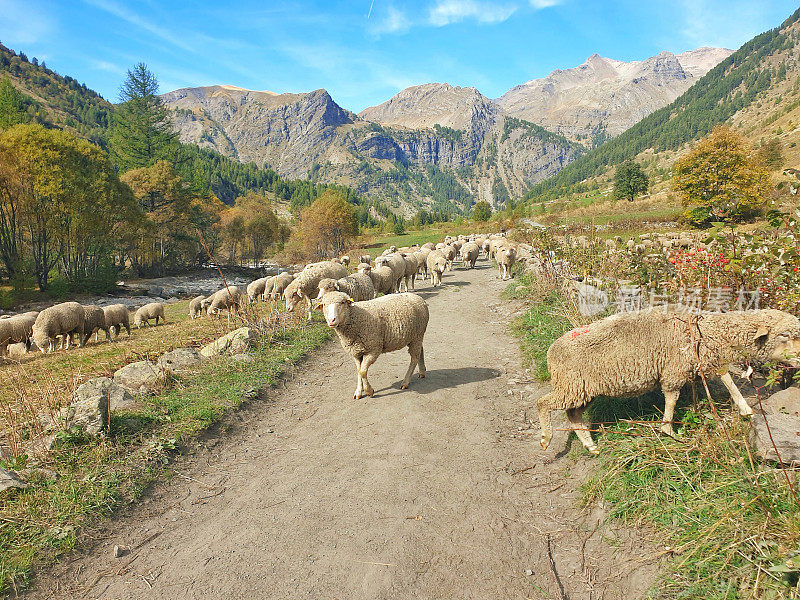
left=755, top=326, right=770, bottom=344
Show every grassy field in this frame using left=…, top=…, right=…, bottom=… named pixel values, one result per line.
left=0, top=301, right=334, bottom=594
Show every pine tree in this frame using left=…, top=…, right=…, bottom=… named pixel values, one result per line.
left=0, top=78, right=29, bottom=130
left=109, top=63, right=177, bottom=171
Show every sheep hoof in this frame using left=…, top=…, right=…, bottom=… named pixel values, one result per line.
left=400, top=383, right=408, bottom=390
left=540, top=438, right=549, bottom=450
left=587, top=445, right=600, bottom=455
left=660, top=425, right=675, bottom=437
left=418, top=373, right=425, bottom=379
left=740, top=409, right=754, bottom=417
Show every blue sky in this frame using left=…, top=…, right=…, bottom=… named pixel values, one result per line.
left=0, top=0, right=797, bottom=112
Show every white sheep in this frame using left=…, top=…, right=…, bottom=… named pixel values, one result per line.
left=538, top=308, right=800, bottom=455
left=270, top=272, right=295, bottom=301
left=426, top=250, right=447, bottom=287
left=103, top=304, right=130, bottom=339
left=32, top=302, right=85, bottom=353
left=247, top=277, right=270, bottom=303
left=284, top=261, right=347, bottom=320
left=134, top=302, right=166, bottom=327
left=207, top=286, right=243, bottom=317
left=497, top=245, right=517, bottom=280
left=316, top=273, right=376, bottom=302
left=80, top=305, right=111, bottom=345
left=460, top=242, right=480, bottom=269
left=399, top=252, right=419, bottom=291
left=0, top=311, right=37, bottom=356
left=189, top=295, right=206, bottom=319
left=319, top=291, right=429, bottom=399
left=358, top=263, right=395, bottom=296
left=374, top=253, right=406, bottom=293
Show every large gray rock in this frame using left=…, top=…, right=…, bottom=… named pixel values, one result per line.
left=157, top=348, right=203, bottom=374
left=749, top=411, right=800, bottom=465
left=51, top=377, right=114, bottom=436
left=0, top=468, right=27, bottom=496
left=200, top=328, right=257, bottom=358
left=113, top=361, right=161, bottom=395
left=74, top=376, right=135, bottom=413
left=761, top=387, right=800, bottom=417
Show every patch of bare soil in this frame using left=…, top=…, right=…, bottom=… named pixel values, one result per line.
left=27, top=263, right=661, bottom=600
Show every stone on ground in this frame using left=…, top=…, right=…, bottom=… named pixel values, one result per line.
left=113, top=361, right=161, bottom=395
left=157, top=348, right=203, bottom=374
left=749, top=411, right=800, bottom=465
left=200, top=327, right=257, bottom=358
left=0, top=468, right=27, bottom=496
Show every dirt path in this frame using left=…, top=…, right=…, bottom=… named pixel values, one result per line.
left=29, top=263, right=660, bottom=600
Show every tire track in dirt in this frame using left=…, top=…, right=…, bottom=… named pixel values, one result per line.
left=29, top=262, right=661, bottom=600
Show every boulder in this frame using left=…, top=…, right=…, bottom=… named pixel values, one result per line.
left=760, top=387, right=800, bottom=417
left=157, top=348, right=203, bottom=374
left=74, top=376, right=135, bottom=413
left=113, top=361, right=161, bottom=395
left=0, top=468, right=27, bottom=496
left=54, top=377, right=117, bottom=436
left=148, top=285, right=164, bottom=297
left=200, top=328, right=257, bottom=359
left=748, top=411, right=800, bottom=465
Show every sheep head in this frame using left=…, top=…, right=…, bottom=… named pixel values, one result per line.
left=757, top=312, right=800, bottom=365
left=320, top=291, right=353, bottom=328
left=316, top=278, right=338, bottom=301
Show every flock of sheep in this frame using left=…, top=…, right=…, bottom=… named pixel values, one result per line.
left=5, top=226, right=798, bottom=457
left=0, top=301, right=166, bottom=356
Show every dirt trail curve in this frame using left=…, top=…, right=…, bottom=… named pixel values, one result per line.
left=29, top=264, right=660, bottom=600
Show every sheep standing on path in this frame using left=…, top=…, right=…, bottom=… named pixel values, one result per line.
left=426, top=250, right=447, bottom=287
left=134, top=302, right=165, bottom=328
left=103, top=304, right=130, bottom=339
left=460, top=242, right=480, bottom=269
left=374, top=254, right=406, bottom=293
left=284, top=261, right=347, bottom=320
left=319, top=291, right=429, bottom=399
left=32, top=302, right=85, bottom=353
left=358, top=264, right=394, bottom=296
left=497, top=246, right=517, bottom=280
left=538, top=308, right=800, bottom=455
left=316, top=274, right=376, bottom=302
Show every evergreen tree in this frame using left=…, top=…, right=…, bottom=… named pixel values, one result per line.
left=109, top=63, right=177, bottom=170
left=472, top=200, right=492, bottom=222
left=0, top=78, right=29, bottom=130
left=612, top=159, right=649, bottom=202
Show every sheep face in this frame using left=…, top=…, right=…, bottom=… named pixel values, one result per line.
left=320, top=292, right=353, bottom=328
left=316, top=278, right=338, bottom=300
left=285, top=289, right=303, bottom=313
left=758, top=316, right=800, bottom=365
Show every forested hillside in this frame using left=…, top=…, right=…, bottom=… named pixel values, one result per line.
left=523, top=7, right=800, bottom=202
left=0, top=42, right=381, bottom=218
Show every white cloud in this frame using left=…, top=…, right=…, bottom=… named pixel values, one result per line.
left=89, top=59, right=125, bottom=74
left=370, top=6, right=412, bottom=35
left=428, top=0, right=517, bottom=27
left=529, top=0, right=562, bottom=8
left=83, top=0, right=195, bottom=52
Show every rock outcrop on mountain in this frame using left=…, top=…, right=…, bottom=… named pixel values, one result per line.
left=162, top=46, right=730, bottom=214
left=163, top=85, right=355, bottom=178
left=496, top=47, right=733, bottom=140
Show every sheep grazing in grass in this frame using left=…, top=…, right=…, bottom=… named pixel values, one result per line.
left=284, top=261, right=347, bottom=320
left=460, top=242, right=480, bottom=269
left=319, top=291, right=429, bottom=399
left=32, top=302, right=85, bottom=353
left=247, top=277, right=270, bottom=303
left=103, top=304, right=130, bottom=339
left=358, top=263, right=395, bottom=296
left=271, top=272, right=295, bottom=301
left=189, top=296, right=206, bottom=319
left=374, top=254, right=406, bottom=293
left=134, top=302, right=165, bottom=328
left=538, top=308, right=800, bottom=455
left=426, top=250, right=447, bottom=287
left=0, top=311, right=37, bottom=357
left=316, top=273, right=376, bottom=302
left=80, top=305, right=111, bottom=345
left=207, top=286, right=243, bottom=317
left=497, top=245, right=517, bottom=280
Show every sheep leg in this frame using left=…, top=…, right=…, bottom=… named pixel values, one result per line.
left=401, top=344, right=421, bottom=389
left=417, top=346, right=426, bottom=378
left=661, top=389, right=680, bottom=436
left=353, top=356, right=364, bottom=399
left=538, top=393, right=553, bottom=450
left=566, top=407, right=598, bottom=455
left=359, top=354, right=377, bottom=397
left=719, top=372, right=753, bottom=416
